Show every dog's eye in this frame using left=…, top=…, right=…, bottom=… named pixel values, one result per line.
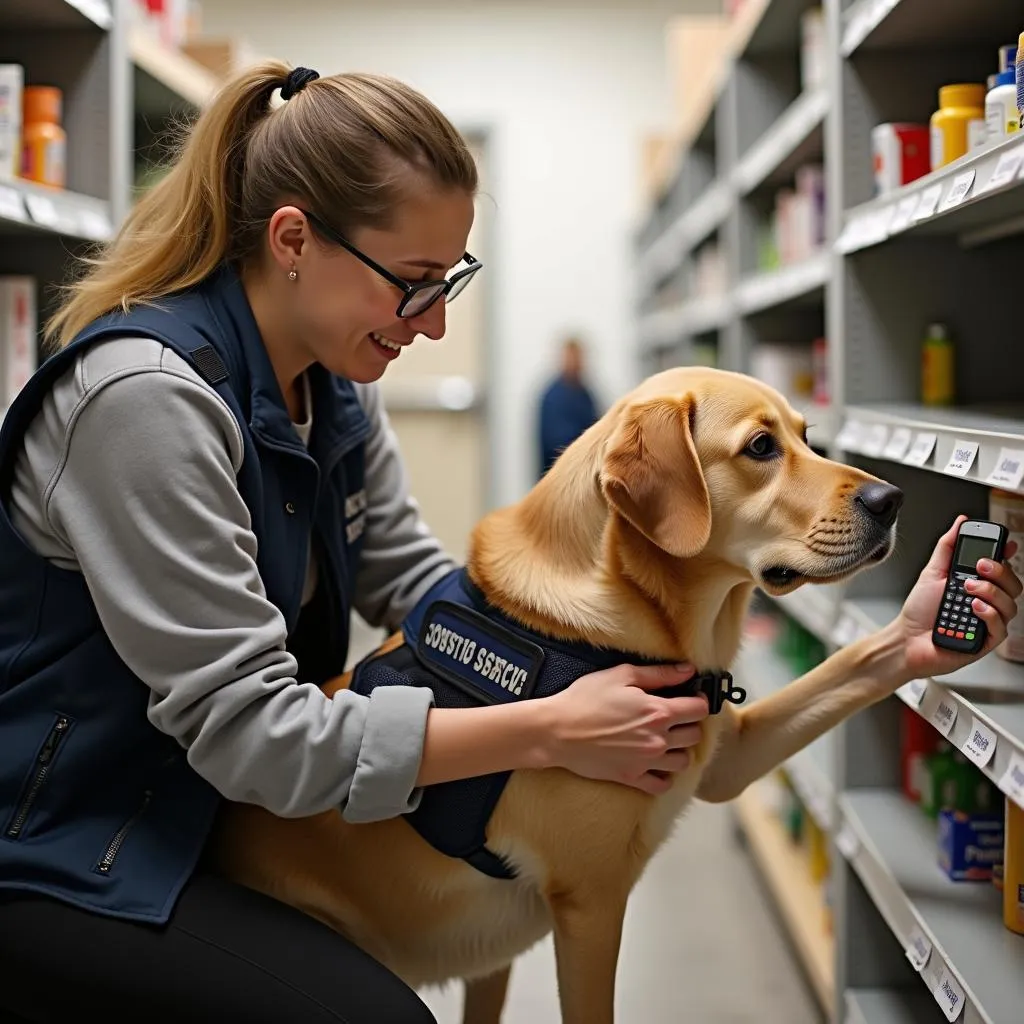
left=743, top=433, right=778, bottom=460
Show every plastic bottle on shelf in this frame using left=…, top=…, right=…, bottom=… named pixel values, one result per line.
left=20, top=86, right=66, bottom=189
left=989, top=488, right=1024, bottom=663
left=921, top=322, right=955, bottom=407
left=930, top=84, right=986, bottom=169
left=1003, top=798, right=1024, bottom=935
left=986, top=69, right=1020, bottom=144
left=999, top=44, right=1018, bottom=75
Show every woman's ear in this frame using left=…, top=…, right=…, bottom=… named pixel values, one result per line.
left=599, top=395, right=711, bottom=558
left=266, top=206, right=308, bottom=273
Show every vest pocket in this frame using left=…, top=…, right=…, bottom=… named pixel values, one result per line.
left=95, top=789, right=152, bottom=875
left=5, top=713, right=73, bottom=840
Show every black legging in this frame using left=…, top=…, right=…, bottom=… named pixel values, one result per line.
left=0, top=872, right=437, bottom=1023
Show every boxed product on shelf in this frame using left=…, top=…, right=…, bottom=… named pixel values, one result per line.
left=811, top=337, right=828, bottom=405
left=751, top=343, right=815, bottom=405
left=0, top=277, right=37, bottom=416
left=900, top=704, right=942, bottom=803
left=800, top=8, right=825, bottom=93
left=989, top=488, right=1024, bottom=663
left=938, top=808, right=1005, bottom=881
left=0, top=65, right=23, bottom=182
left=769, top=165, right=825, bottom=267
left=690, top=241, right=727, bottom=299
left=871, top=123, right=930, bottom=196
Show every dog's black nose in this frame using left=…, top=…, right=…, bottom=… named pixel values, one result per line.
left=855, top=482, right=904, bottom=528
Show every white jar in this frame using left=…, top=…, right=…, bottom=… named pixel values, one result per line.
left=986, top=70, right=1020, bottom=144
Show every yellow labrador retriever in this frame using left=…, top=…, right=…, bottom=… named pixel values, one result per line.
left=212, top=366, right=904, bottom=1023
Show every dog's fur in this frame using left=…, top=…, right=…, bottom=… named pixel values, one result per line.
left=211, top=367, right=904, bottom=1023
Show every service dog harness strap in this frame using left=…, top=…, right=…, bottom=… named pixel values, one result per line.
left=350, top=569, right=745, bottom=880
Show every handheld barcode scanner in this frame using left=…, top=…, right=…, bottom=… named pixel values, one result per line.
left=933, top=519, right=1008, bottom=654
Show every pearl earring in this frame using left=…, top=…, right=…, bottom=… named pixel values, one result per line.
left=288, top=266, right=298, bottom=281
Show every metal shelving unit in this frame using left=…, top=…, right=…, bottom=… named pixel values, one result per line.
left=635, top=0, right=1024, bottom=1020
left=0, top=0, right=221, bottom=408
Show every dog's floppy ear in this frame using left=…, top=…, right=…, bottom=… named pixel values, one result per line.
left=599, top=396, right=711, bottom=558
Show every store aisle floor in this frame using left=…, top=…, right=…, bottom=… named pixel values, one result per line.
left=417, top=798, right=824, bottom=1023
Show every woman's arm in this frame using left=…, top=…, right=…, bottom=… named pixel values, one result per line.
left=11, top=338, right=432, bottom=823
left=697, top=516, right=1022, bottom=803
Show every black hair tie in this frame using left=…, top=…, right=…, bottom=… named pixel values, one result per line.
left=280, top=67, right=320, bottom=100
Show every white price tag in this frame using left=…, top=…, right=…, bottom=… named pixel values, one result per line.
left=998, top=750, right=1024, bottom=805
left=859, top=423, right=890, bottom=457
left=985, top=447, right=1024, bottom=490
left=898, top=678, right=927, bottom=708
left=835, top=823, right=860, bottom=860
left=888, top=195, right=920, bottom=235
left=939, top=169, right=976, bottom=212
left=929, top=695, right=958, bottom=737
left=0, top=185, right=27, bottom=223
left=882, top=426, right=913, bottom=461
left=913, top=183, right=944, bottom=221
left=903, top=432, right=937, bottom=467
left=984, top=147, right=1024, bottom=192
left=24, top=193, right=59, bottom=229
left=943, top=439, right=979, bottom=477
left=933, top=963, right=966, bottom=1022
left=905, top=927, right=932, bottom=972
left=835, top=419, right=865, bottom=452
left=961, top=716, right=997, bottom=768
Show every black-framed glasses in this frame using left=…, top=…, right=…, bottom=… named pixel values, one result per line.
left=302, top=209, right=482, bottom=319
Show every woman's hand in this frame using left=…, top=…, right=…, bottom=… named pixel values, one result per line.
left=893, top=514, right=1021, bottom=685
left=542, top=663, right=709, bottom=795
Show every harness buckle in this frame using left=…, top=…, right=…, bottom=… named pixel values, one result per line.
left=695, top=670, right=747, bottom=715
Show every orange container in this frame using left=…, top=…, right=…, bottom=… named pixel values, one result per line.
left=20, top=86, right=65, bottom=188
left=1004, top=798, right=1024, bottom=935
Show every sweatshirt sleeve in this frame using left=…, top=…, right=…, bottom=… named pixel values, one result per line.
left=12, top=339, right=433, bottom=823
left=349, top=381, right=459, bottom=632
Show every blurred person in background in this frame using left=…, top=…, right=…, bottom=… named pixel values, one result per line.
left=537, top=335, right=599, bottom=478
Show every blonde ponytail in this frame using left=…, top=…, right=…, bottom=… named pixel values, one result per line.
left=46, top=62, right=478, bottom=348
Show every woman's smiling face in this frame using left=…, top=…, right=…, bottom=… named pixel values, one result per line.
left=290, top=188, right=476, bottom=383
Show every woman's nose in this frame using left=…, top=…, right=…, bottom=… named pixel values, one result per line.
left=410, top=297, right=447, bottom=340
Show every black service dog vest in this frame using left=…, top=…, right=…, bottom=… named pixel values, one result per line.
left=350, top=569, right=745, bottom=880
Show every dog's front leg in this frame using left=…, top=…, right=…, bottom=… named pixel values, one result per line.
left=697, top=627, right=904, bottom=803
left=548, top=886, right=629, bottom=1024
left=462, top=966, right=511, bottom=1024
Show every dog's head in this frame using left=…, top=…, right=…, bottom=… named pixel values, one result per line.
left=598, top=366, right=901, bottom=595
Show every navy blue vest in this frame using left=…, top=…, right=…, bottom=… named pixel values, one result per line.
left=0, top=265, right=370, bottom=923
left=351, top=568, right=746, bottom=879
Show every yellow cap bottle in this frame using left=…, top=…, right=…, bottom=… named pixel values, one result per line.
left=931, top=84, right=986, bottom=169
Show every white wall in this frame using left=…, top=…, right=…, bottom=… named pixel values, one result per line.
left=201, top=0, right=719, bottom=506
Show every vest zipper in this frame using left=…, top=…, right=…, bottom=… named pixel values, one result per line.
left=96, top=789, right=152, bottom=874
left=6, top=715, right=70, bottom=839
